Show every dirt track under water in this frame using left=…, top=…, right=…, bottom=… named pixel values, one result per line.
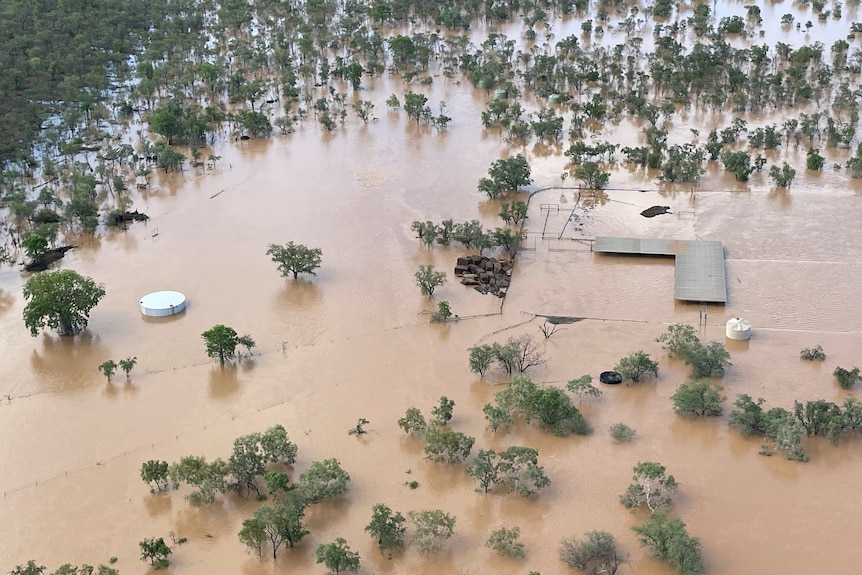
left=2, top=47, right=862, bottom=575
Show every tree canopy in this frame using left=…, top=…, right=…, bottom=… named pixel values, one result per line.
left=23, top=269, right=106, bottom=336
left=201, top=324, right=255, bottom=365
left=266, top=242, right=323, bottom=279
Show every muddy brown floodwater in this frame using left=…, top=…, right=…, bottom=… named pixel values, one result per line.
left=2, top=39, right=862, bottom=575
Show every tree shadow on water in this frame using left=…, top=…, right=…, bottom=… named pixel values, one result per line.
left=29, top=331, right=110, bottom=391
left=208, top=364, right=241, bottom=400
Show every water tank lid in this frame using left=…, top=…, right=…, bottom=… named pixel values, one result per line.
left=726, top=317, right=751, bottom=331
left=140, top=291, right=186, bottom=309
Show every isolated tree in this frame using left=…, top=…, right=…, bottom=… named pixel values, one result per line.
left=620, top=462, right=678, bottom=512
left=431, top=396, right=455, bottom=425
left=574, top=161, right=610, bottom=189
left=671, top=380, right=725, bottom=416
left=685, top=341, right=732, bottom=378
left=499, top=200, right=528, bottom=225
left=22, top=234, right=49, bottom=263
left=721, top=150, right=754, bottom=181
left=800, top=345, right=826, bottom=361
left=834, top=366, right=861, bottom=389
left=478, top=155, right=533, bottom=198
left=266, top=242, right=323, bottom=279
left=408, top=510, right=456, bottom=552
left=316, top=538, right=360, bottom=575
left=365, top=503, right=407, bottom=554
left=487, top=526, right=526, bottom=558
left=139, top=537, right=172, bottom=568
left=118, top=356, right=138, bottom=379
left=8, top=562, right=45, bottom=575
left=609, top=423, right=636, bottom=443
left=398, top=407, right=427, bottom=437
left=141, top=460, right=170, bottom=492
left=415, top=265, right=446, bottom=296
left=403, top=91, right=430, bottom=125
left=614, top=351, right=658, bottom=382
left=424, top=426, right=475, bottom=463
left=496, top=446, right=551, bottom=497
left=769, top=162, right=796, bottom=187
left=23, top=269, right=106, bottom=336
left=201, top=324, right=254, bottom=366
left=656, top=324, right=700, bottom=359
left=632, top=512, right=703, bottom=575
left=98, top=360, right=117, bottom=382
left=297, top=459, right=350, bottom=504
left=559, top=531, right=621, bottom=575
left=431, top=300, right=453, bottom=322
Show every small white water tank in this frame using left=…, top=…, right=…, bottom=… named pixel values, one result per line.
left=140, top=291, right=187, bottom=317
left=726, top=317, right=751, bottom=341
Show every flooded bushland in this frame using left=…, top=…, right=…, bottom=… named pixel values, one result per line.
left=2, top=1, right=862, bottom=574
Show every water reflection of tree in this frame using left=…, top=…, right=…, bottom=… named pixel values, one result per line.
left=29, top=332, right=110, bottom=390
left=276, top=279, right=323, bottom=310
left=208, top=364, right=241, bottom=399
left=0, top=288, right=14, bottom=317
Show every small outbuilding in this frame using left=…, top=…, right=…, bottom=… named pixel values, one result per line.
left=725, top=317, right=752, bottom=341
left=140, top=291, right=186, bottom=317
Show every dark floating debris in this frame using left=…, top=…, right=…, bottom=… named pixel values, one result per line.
left=641, top=205, right=672, bottom=218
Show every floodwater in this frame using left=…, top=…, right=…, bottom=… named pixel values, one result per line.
left=3, top=20, right=862, bottom=575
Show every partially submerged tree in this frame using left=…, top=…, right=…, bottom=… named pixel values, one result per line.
left=495, top=446, right=551, bottom=497
left=296, top=458, right=350, bottom=504
left=139, top=537, right=172, bottom=569
left=98, top=360, right=117, bottom=382
left=632, top=512, right=703, bottom=575
left=23, top=269, right=106, bottom=336
left=566, top=375, right=602, bottom=402
left=316, top=538, right=360, bottom=575
left=201, top=324, right=255, bottom=365
left=834, top=366, right=860, bottom=389
left=141, top=460, right=170, bottom=492
left=670, top=380, right=725, bottom=416
left=424, top=426, right=475, bottom=463
left=614, top=351, right=658, bottom=382
left=487, top=526, right=526, bottom=558
left=408, top=510, right=456, bottom=552
left=365, top=503, right=407, bottom=555
left=559, top=531, right=622, bottom=575
left=266, top=242, right=323, bottom=279
left=414, top=265, right=447, bottom=297
left=620, top=462, right=678, bottom=512
left=478, top=154, right=532, bottom=198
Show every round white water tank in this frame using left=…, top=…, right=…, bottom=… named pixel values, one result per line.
left=726, top=317, right=751, bottom=341
left=140, top=291, right=186, bottom=317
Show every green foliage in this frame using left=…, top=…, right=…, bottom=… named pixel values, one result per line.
left=769, top=162, right=796, bottom=187
left=297, top=459, right=350, bottom=504
left=834, top=366, right=860, bottom=389
left=118, top=356, right=137, bottom=378
left=487, top=526, right=526, bottom=558
left=201, top=324, right=255, bottom=366
left=407, top=510, right=456, bottom=552
left=398, top=407, right=427, bottom=437
left=483, top=375, right=589, bottom=436
left=266, top=242, right=323, bottom=279
left=806, top=147, right=825, bottom=170
left=499, top=200, right=528, bottom=225
left=23, top=269, right=106, bottom=336
left=431, top=300, right=453, bottom=322
left=468, top=335, right=546, bottom=377
left=402, top=91, right=430, bottom=125
left=614, top=351, right=658, bottom=382
left=316, top=538, right=360, bottom=575
left=799, top=345, right=826, bottom=361
left=238, top=518, right=268, bottom=557
left=248, top=500, right=308, bottom=558
left=98, top=360, right=117, bottom=382
left=620, top=462, right=678, bottom=512
left=227, top=425, right=298, bottom=497
left=424, top=425, right=475, bottom=463
left=656, top=324, right=700, bottom=359
left=22, top=234, right=48, bottom=261
left=365, top=503, right=407, bottom=555
left=478, top=154, right=533, bottom=198
left=431, top=396, right=455, bottom=425
left=466, top=449, right=498, bottom=493
left=469, top=345, right=496, bottom=377
left=237, top=110, right=272, bottom=137
left=168, top=455, right=228, bottom=506
left=609, top=423, right=636, bottom=443
left=721, top=150, right=754, bottom=181
left=495, top=446, right=551, bottom=497
left=139, top=537, right=171, bottom=569
left=632, top=512, right=703, bottom=575
left=414, top=265, right=447, bottom=296
left=574, top=161, right=610, bottom=189
left=684, top=341, right=732, bottom=378
left=348, top=418, right=370, bottom=436
left=9, top=562, right=45, bottom=575
left=728, top=396, right=808, bottom=461
left=793, top=400, right=847, bottom=442
left=140, top=459, right=170, bottom=492
left=670, top=380, right=725, bottom=416
left=559, top=531, right=621, bottom=574
left=566, top=375, right=602, bottom=402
